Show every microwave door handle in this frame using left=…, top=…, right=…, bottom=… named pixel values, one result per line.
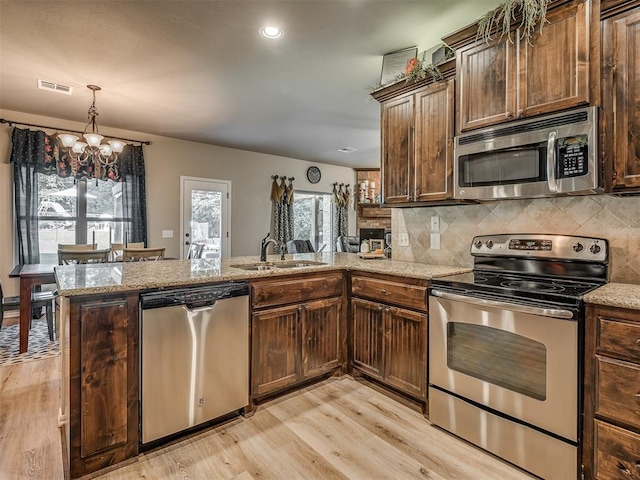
left=547, top=131, right=558, bottom=192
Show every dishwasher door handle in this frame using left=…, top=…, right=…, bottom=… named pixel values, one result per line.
left=183, top=303, right=217, bottom=314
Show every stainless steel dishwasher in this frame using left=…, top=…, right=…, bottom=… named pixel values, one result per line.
left=140, top=282, right=249, bottom=444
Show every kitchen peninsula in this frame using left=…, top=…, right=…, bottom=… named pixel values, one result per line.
left=55, top=253, right=469, bottom=478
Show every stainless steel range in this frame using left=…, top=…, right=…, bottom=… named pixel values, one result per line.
left=428, top=234, right=609, bottom=480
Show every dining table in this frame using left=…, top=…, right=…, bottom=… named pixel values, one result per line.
left=9, top=263, right=57, bottom=353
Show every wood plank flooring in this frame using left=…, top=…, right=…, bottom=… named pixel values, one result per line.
left=0, top=357, right=534, bottom=480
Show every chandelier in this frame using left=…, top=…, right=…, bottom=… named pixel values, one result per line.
left=58, top=85, right=127, bottom=166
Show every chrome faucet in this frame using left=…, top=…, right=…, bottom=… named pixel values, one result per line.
left=260, top=233, right=278, bottom=262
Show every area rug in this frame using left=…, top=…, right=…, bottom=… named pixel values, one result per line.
left=0, top=319, right=59, bottom=366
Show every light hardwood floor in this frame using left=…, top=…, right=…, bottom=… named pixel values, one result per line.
left=0, top=357, right=534, bottom=480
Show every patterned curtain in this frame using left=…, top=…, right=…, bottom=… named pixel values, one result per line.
left=332, top=183, right=350, bottom=251
left=271, top=176, right=294, bottom=254
left=10, top=127, right=147, bottom=262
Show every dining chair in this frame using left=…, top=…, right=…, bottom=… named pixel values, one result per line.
left=187, top=243, right=205, bottom=259
left=286, top=239, right=315, bottom=253
left=58, top=248, right=111, bottom=265
left=57, top=243, right=96, bottom=251
left=1, top=279, right=56, bottom=341
left=110, top=242, right=144, bottom=262
left=123, top=247, right=165, bottom=262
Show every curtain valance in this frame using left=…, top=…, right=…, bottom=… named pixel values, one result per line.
left=10, top=127, right=145, bottom=181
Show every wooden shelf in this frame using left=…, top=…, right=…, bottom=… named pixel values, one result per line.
left=357, top=203, right=391, bottom=218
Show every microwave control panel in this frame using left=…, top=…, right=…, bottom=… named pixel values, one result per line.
left=557, top=135, right=588, bottom=178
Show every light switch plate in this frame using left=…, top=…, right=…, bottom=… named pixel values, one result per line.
left=431, top=215, right=440, bottom=231
left=430, top=233, right=441, bottom=250
left=398, top=233, right=409, bottom=247
left=161, top=230, right=173, bottom=238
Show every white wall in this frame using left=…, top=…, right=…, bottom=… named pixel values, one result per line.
left=0, top=109, right=356, bottom=295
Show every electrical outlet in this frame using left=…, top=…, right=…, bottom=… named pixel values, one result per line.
left=161, top=230, right=173, bottom=238
left=431, top=215, right=440, bottom=231
left=398, top=233, right=409, bottom=247
left=430, top=233, right=441, bottom=250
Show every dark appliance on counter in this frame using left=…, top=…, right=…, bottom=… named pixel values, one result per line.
left=428, top=234, right=609, bottom=480
left=359, top=228, right=385, bottom=243
left=454, top=106, right=600, bottom=200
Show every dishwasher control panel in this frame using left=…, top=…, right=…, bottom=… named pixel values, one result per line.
left=141, top=282, right=249, bottom=310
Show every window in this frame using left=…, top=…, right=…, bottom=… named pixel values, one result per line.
left=292, top=192, right=333, bottom=252
left=36, top=174, right=130, bottom=264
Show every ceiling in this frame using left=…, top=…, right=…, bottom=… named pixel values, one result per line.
left=0, top=0, right=501, bottom=169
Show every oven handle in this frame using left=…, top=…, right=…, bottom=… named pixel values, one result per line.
left=430, top=289, right=575, bottom=319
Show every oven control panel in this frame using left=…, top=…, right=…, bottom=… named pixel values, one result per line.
left=470, top=234, right=608, bottom=262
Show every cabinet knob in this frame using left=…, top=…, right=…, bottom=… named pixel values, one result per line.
left=506, top=111, right=514, bottom=118
left=297, top=306, right=303, bottom=312
left=636, top=339, right=640, bottom=347
left=377, top=305, right=383, bottom=311
left=517, top=109, right=524, bottom=118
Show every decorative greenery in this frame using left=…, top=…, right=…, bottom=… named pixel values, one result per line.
left=369, top=48, right=450, bottom=93
left=477, top=0, right=551, bottom=45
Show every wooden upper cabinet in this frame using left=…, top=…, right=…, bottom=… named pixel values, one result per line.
left=602, top=6, right=640, bottom=191
left=381, top=95, right=413, bottom=203
left=518, top=0, right=592, bottom=116
left=456, top=0, right=599, bottom=134
left=379, top=79, right=455, bottom=205
left=414, top=79, right=455, bottom=202
left=457, top=38, right=517, bottom=131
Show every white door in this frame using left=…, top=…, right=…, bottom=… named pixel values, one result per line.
left=180, top=177, right=231, bottom=259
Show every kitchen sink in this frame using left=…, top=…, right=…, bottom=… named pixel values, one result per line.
left=230, top=260, right=327, bottom=271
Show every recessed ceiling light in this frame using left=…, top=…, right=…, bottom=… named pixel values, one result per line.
left=259, top=26, right=284, bottom=40
left=338, top=147, right=358, bottom=153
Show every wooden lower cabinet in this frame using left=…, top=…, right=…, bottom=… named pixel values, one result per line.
left=251, top=274, right=345, bottom=402
left=68, top=293, right=139, bottom=478
left=350, top=274, right=428, bottom=405
left=584, top=304, right=640, bottom=479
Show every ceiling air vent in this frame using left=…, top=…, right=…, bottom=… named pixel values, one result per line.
left=338, top=147, right=357, bottom=153
left=37, top=79, right=73, bottom=95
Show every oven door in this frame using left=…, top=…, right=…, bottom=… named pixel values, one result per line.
left=429, top=289, right=579, bottom=442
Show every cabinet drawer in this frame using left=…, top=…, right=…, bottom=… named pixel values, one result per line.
left=596, top=356, right=640, bottom=430
left=252, top=273, right=343, bottom=309
left=598, top=315, right=640, bottom=363
left=595, top=420, right=640, bottom=479
left=351, top=276, right=427, bottom=311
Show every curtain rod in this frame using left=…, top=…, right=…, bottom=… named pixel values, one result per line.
left=0, top=118, right=151, bottom=145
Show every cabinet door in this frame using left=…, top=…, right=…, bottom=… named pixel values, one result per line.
left=381, top=94, right=414, bottom=204
left=518, top=0, right=591, bottom=117
left=457, top=37, right=517, bottom=132
left=351, top=298, right=384, bottom=379
left=75, top=295, right=138, bottom=466
left=301, top=297, right=341, bottom=379
left=383, top=306, right=427, bottom=401
left=610, top=10, right=640, bottom=190
left=414, top=79, right=455, bottom=202
left=251, top=304, right=300, bottom=397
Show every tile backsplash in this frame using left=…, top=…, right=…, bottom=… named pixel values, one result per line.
left=392, top=195, right=640, bottom=284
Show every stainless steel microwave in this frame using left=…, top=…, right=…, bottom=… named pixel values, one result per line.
left=454, top=107, right=600, bottom=200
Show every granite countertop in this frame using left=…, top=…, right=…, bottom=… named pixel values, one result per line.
left=584, top=283, right=640, bottom=310
left=54, top=252, right=472, bottom=297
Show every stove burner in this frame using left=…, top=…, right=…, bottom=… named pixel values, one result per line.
left=500, top=280, right=566, bottom=293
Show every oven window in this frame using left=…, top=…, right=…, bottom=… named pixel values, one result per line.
left=458, top=142, right=546, bottom=187
left=447, top=323, right=547, bottom=400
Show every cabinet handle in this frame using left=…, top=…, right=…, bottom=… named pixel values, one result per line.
left=298, top=306, right=303, bottom=312
left=517, top=109, right=524, bottom=118
left=635, top=338, right=640, bottom=347
left=506, top=111, right=514, bottom=118
left=617, top=461, right=633, bottom=476
left=377, top=305, right=383, bottom=311
left=381, top=289, right=388, bottom=295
